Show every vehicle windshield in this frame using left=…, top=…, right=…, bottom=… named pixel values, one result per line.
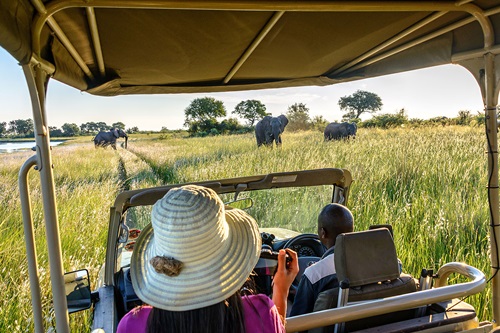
left=119, top=185, right=334, bottom=268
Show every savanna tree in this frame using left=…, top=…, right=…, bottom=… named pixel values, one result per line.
left=62, top=123, right=80, bottom=137
left=232, top=100, right=267, bottom=126
left=80, top=122, right=102, bottom=134
left=112, top=122, right=126, bottom=130
left=310, top=115, right=329, bottom=132
left=184, top=97, right=226, bottom=134
left=286, top=103, right=311, bottom=131
left=456, top=110, right=472, bottom=125
left=9, top=119, right=34, bottom=137
left=96, top=122, right=109, bottom=131
left=49, top=126, right=63, bottom=137
left=127, top=126, right=139, bottom=134
left=338, top=90, right=382, bottom=122
left=0, top=122, right=7, bottom=137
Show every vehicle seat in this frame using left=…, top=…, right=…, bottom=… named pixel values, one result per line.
left=310, top=228, right=418, bottom=333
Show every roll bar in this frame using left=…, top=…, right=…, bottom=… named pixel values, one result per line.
left=285, top=262, right=486, bottom=332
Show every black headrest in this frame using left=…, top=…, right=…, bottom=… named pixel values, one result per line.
left=334, top=228, right=400, bottom=287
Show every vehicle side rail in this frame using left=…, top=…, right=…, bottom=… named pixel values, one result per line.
left=19, top=155, right=44, bottom=333
left=285, top=262, right=485, bottom=333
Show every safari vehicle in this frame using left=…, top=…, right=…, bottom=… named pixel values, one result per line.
left=1, top=1, right=500, bottom=333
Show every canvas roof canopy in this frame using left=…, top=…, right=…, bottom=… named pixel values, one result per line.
left=1, top=1, right=500, bottom=97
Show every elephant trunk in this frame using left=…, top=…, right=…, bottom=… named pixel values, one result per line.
left=273, top=128, right=281, bottom=146
left=124, top=135, right=128, bottom=149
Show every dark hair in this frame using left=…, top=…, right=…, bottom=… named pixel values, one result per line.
left=318, top=203, right=354, bottom=237
left=146, top=292, right=246, bottom=333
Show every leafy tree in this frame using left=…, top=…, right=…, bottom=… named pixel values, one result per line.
left=80, top=122, right=101, bottom=134
left=470, top=111, right=486, bottom=127
left=427, top=116, right=450, bottom=126
left=0, top=122, right=6, bottom=137
left=96, top=122, right=109, bottom=131
left=455, top=110, right=472, bottom=125
left=127, top=126, right=139, bottom=134
left=112, top=122, right=126, bottom=130
left=232, top=100, right=267, bottom=126
left=62, top=123, right=80, bottom=137
left=286, top=103, right=311, bottom=131
left=9, top=119, right=34, bottom=137
left=49, top=126, right=63, bottom=137
left=219, top=118, right=244, bottom=134
left=310, top=115, right=329, bottom=132
left=184, top=97, right=226, bottom=129
left=187, top=118, right=220, bottom=136
left=338, top=90, right=382, bottom=121
left=80, top=122, right=90, bottom=134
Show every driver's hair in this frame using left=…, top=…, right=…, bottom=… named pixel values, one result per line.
left=318, top=203, right=354, bottom=241
left=146, top=292, right=246, bottom=333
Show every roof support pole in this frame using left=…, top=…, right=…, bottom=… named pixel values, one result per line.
left=223, top=11, right=284, bottom=84
left=484, top=51, right=500, bottom=326
left=31, top=0, right=94, bottom=79
left=22, top=62, right=70, bottom=333
left=329, top=11, right=447, bottom=76
left=86, top=7, right=106, bottom=77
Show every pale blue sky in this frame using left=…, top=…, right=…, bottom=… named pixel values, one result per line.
left=0, top=47, right=485, bottom=131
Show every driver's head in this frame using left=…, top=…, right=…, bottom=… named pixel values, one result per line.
left=317, top=203, right=353, bottom=248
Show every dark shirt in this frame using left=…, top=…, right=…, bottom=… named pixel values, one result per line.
left=290, top=247, right=339, bottom=317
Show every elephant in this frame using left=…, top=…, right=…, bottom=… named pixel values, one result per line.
left=324, top=122, right=357, bottom=141
left=255, top=114, right=289, bottom=147
left=93, top=128, right=128, bottom=149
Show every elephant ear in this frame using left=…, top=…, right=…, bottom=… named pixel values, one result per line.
left=112, top=128, right=119, bottom=138
left=278, top=115, right=288, bottom=131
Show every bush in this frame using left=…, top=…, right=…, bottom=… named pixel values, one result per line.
left=360, top=109, right=408, bottom=128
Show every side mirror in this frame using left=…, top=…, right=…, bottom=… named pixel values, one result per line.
left=225, top=197, right=253, bottom=210
left=65, top=269, right=92, bottom=313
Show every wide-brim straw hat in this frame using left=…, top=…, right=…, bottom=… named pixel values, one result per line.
left=131, top=184, right=261, bottom=311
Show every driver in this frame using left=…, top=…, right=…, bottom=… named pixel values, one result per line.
left=290, top=203, right=354, bottom=317
left=117, top=184, right=299, bottom=333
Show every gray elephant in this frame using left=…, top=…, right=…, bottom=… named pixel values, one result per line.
left=324, top=122, right=357, bottom=141
left=255, top=115, right=289, bottom=147
left=93, top=128, right=128, bottom=149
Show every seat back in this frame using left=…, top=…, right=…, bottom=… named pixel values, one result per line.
left=335, top=228, right=400, bottom=287
left=310, top=228, right=418, bottom=333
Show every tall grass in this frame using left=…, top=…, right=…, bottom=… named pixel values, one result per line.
left=127, top=127, right=490, bottom=318
left=0, top=126, right=492, bottom=331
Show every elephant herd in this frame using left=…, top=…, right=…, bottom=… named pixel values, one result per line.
left=91, top=121, right=356, bottom=150
left=255, top=115, right=357, bottom=147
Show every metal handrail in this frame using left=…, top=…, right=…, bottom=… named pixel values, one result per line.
left=285, top=262, right=486, bottom=333
left=19, top=155, right=44, bottom=333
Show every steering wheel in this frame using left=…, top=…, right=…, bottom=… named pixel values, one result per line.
left=282, top=234, right=326, bottom=290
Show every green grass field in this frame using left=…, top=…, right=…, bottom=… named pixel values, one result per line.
left=0, top=126, right=492, bottom=331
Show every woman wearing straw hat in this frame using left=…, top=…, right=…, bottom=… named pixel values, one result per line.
left=117, top=184, right=299, bottom=333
